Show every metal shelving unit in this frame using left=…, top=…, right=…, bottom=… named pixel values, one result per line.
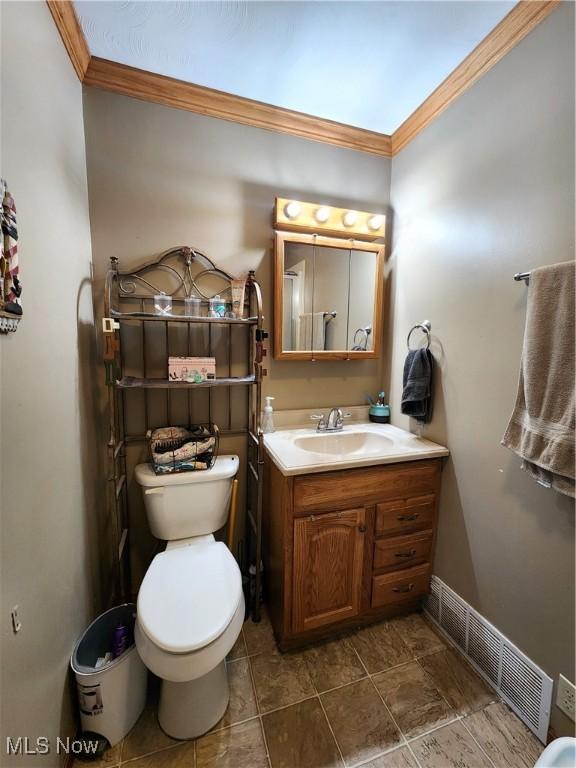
left=102, top=246, right=267, bottom=620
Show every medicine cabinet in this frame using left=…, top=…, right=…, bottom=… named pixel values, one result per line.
left=273, top=199, right=385, bottom=361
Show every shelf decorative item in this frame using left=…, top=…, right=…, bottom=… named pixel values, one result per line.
left=168, top=356, right=216, bottom=383
left=1, top=178, right=23, bottom=334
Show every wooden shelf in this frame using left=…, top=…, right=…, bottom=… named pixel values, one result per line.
left=115, top=375, right=256, bottom=389
left=110, top=309, right=258, bottom=325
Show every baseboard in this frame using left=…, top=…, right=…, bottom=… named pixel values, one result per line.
left=424, top=575, right=553, bottom=744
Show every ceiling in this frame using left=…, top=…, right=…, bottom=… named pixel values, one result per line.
left=75, top=1, right=516, bottom=135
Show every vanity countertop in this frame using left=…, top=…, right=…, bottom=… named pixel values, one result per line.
left=263, top=421, right=449, bottom=476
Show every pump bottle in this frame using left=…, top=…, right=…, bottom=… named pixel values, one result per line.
left=262, top=396, right=275, bottom=434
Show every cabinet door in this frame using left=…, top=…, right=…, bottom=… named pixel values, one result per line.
left=292, top=507, right=365, bottom=634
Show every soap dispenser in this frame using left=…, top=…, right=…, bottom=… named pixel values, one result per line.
left=262, top=397, right=275, bottom=434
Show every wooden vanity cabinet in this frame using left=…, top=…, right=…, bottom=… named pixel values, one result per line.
left=263, top=456, right=443, bottom=650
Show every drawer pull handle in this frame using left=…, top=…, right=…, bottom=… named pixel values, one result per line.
left=392, top=583, right=415, bottom=593
left=397, top=513, right=419, bottom=521
left=395, top=549, right=417, bottom=558
left=358, top=524, right=367, bottom=533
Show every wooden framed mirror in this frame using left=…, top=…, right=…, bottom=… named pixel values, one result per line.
left=274, top=231, right=385, bottom=360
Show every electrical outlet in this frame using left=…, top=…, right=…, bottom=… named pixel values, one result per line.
left=557, top=674, right=576, bottom=721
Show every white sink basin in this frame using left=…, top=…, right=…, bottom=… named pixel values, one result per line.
left=294, top=431, right=394, bottom=456
left=264, top=422, right=449, bottom=476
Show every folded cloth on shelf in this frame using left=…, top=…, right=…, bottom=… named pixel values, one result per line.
left=502, top=261, right=575, bottom=498
left=401, top=348, right=434, bottom=424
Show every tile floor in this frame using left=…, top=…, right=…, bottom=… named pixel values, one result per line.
left=78, top=609, right=545, bottom=768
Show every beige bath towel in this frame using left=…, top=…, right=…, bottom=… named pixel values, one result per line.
left=502, top=261, right=575, bottom=497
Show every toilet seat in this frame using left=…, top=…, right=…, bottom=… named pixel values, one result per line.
left=137, top=540, right=242, bottom=654
left=135, top=594, right=244, bottom=683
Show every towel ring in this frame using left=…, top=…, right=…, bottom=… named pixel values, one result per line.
left=407, top=320, right=431, bottom=351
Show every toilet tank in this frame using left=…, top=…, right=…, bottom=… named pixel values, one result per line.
left=134, top=455, right=239, bottom=541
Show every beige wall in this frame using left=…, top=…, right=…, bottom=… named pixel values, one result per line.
left=388, top=3, right=575, bottom=736
left=83, top=89, right=391, bottom=409
left=0, top=2, right=102, bottom=764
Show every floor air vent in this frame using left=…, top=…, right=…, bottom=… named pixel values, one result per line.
left=424, top=575, right=553, bottom=743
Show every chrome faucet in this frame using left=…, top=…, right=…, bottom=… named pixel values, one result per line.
left=310, top=407, right=352, bottom=432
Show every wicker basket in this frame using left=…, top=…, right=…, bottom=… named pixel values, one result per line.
left=147, top=423, right=219, bottom=475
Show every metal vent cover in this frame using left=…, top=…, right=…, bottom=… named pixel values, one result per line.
left=425, top=575, right=553, bottom=743
left=468, top=612, right=501, bottom=686
left=440, top=588, right=467, bottom=650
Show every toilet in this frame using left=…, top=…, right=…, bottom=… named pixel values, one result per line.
left=134, top=455, right=244, bottom=739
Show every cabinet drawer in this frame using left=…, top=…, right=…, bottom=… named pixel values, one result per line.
left=375, top=494, right=435, bottom=536
left=294, top=461, right=440, bottom=514
left=371, top=564, right=431, bottom=608
left=373, top=531, right=432, bottom=572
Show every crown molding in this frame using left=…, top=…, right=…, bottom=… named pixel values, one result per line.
left=46, top=0, right=90, bottom=81
left=391, top=0, right=561, bottom=155
left=47, top=0, right=559, bottom=158
left=83, top=57, right=393, bottom=157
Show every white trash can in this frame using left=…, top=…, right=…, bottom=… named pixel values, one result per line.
left=71, top=604, right=147, bottom=748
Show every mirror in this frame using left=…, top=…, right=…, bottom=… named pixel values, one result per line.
left=275, top=232, right=384, bottom=360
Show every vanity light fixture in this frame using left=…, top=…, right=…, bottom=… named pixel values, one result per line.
left=343, top=210, right=358, bottom=227
left=368, top=214, right=384, bottom=231
left=275, top=198, right=385, bottom=241
left=284, top=201, right=301, bottom=220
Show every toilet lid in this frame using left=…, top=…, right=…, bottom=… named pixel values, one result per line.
left=137, top=542, right=242, bottom=654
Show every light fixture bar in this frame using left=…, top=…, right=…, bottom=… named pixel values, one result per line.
left=274, top=197, right=385, bottom=241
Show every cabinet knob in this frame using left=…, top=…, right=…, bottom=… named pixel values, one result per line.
left=358, top=524, right=367, bottom=533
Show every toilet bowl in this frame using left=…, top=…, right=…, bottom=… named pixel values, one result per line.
left=134, top=456, right=243, bottom=739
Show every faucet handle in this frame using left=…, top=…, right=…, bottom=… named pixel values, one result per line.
left=335, top=410, right=352, bottom=428
left=310, top=413, right=327, bottom=431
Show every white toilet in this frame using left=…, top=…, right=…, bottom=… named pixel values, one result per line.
left=134, top=455, right=244, bottom=739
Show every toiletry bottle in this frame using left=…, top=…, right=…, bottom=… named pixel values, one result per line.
left=262, top=396, right=275, bottom=434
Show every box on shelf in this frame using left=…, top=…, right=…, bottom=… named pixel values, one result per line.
left=168, top=356, right=216, bottom=383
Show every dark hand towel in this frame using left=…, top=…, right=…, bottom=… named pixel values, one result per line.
left=401, top=348, right=434, bottom=423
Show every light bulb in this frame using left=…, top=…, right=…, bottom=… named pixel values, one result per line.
left=368, top=214, right=384, bottom=231
left=315, top=206, right=330, bottom=223
left=284, top=201, right=301, bottom=220
left=343, top=210, right=357, bottom=227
